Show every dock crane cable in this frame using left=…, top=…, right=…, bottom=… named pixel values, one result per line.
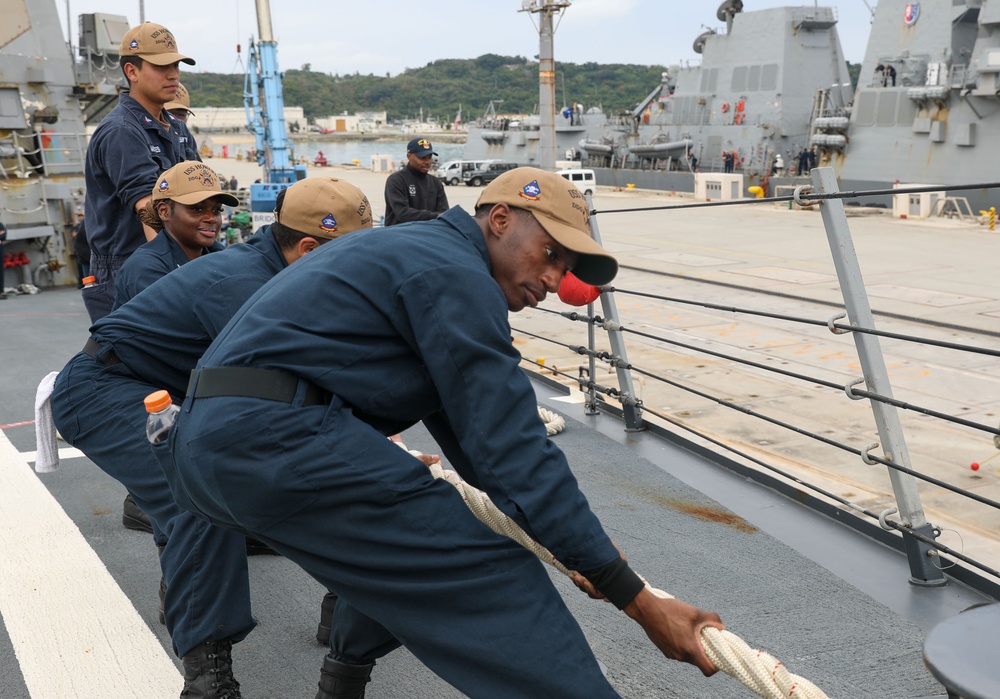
left=395, top=440, right=831, bottom=699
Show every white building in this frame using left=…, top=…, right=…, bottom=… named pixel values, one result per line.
left=313, top=111, right=388, bottom=133
left=188, top=107, right=306, bottom=134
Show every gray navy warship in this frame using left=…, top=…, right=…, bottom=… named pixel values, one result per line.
left=0, top=0, right=125, bottom=289
left=464, top=0, right=1000, bottom=210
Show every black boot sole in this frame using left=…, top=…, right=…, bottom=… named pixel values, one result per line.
left=122, top=512, right=154, bottom=534
left=245, top=537, right=281, bottom=556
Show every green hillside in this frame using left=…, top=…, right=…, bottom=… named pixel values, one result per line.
left=182, top=55, right=669, bottom=123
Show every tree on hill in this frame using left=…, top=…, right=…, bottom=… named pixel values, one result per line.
left=181, top=55, right=668, bottom=122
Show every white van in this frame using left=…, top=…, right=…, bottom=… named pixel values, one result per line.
left=556, top=168, right=597, bottom=196
left=436, top=160, right=498, bottom=186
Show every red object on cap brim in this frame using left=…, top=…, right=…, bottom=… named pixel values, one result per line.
left=558, top=271, right=601, bottom=306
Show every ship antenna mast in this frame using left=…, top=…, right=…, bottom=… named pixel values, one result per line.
left=520, top=0, right=571, bottom=171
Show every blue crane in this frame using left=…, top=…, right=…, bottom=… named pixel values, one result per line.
left=244, top=0, right=306, bottom=228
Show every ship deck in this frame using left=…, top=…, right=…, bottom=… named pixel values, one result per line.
left=0, top=287, right=992, bottom=698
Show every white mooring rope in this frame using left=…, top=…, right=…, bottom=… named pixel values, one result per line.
left=401, top=441, right=830, bottom=699
left=538, top=406, right=566, bottom=436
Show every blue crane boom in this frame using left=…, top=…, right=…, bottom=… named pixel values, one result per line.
left=244, top=0, right=306, bottom=228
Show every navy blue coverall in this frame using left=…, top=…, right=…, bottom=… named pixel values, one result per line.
left=83, top=93, right=198, bottom=322
left=164, top=207, right=627, bottom=697
left=50, top=229, right=290, bottom=658
left=114, top=228, right=223, bottom=310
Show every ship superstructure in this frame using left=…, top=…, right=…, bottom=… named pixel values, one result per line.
left=0, top=1, right=127, bottom=288
left=839, top=0, right=1000, bottom=209
left=464, top=2, right=853, bottom=192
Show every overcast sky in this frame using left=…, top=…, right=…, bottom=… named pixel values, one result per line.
left=57, top=0, right=876, bottom=76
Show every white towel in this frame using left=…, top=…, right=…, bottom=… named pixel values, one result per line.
left=34, top=371, right=60, bottom=473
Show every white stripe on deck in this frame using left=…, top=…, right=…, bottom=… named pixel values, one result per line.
left=23, top=446, right=86, bottom=463
left=0, top=431, right=181, bottom=697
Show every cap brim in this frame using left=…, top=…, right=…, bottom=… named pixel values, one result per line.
left=411, top=150, right=436, bottom=157
left=141, top=52, right=196, bottom=66
left=164, top=102, right=194, bottom=115
left=170, top=191, right=240, bottom=207
left=531, top=212, right=618, bottom=286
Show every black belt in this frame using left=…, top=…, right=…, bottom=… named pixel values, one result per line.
left=83, top=338, right=122, bottom=367
left=187, top=367, right=329, bottom=406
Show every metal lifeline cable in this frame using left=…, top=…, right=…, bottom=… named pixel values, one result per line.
left=521, top=357, right=892, bottom=520
left=516, top=354, right=1000, bottom=579
left=611, top=288, right=1000, bottom=359
left=397, top=440, right=832, bottom=699
left=520, top=357, right=624, bottom=401
left=615, top=264, right=1000, bottom=341
left=637, top=403, right=1000, bottom=581
left=520, top=311, right=1000, bottom=437
left=519, top=337, right=1000, bottom=510
left=616, top=323, right=1000, bottom=437
left=592, top=180, right=1000, bottom=215
left=623, top=363, right=1000, bottom=511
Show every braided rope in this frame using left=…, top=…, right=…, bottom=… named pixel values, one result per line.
left=538, top=406, right=566, bottom=436
left=405, top=445, right=831, bottom=699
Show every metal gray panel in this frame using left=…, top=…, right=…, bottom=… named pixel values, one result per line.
left=982, top=0, right=1000, bottom=24
left=0, top=87, right=26, bottom=129
left=732, top=65, right=747, bottom=91
left=760, top=63, right=779, bottom=91
left=955, top=122, right=976, bottom=146
left=896, top=95, right=917, bottom=125
left=876, top=92, right=899, bottom=125
left=855, top=90, right=878, bottom=125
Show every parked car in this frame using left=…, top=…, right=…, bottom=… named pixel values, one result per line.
left=435, top=159, right=498, bottom=186
left=463, top=161, right=518, bottom=187
left=556, top=168, right=597, bottom=196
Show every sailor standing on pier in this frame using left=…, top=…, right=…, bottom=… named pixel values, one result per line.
left=383, top=137, right=449, bottom=225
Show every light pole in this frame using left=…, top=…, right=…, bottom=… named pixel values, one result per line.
left=520, top=0, right=571, bottom=171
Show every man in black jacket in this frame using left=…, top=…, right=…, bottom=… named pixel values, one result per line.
left=383, top=137, right=449, bottom=226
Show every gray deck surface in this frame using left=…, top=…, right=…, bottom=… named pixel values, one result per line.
left=1, top=287, right=987, bottom=698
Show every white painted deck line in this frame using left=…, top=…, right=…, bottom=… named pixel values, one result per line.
left=0, top=431, right=180, bottom=698
left=23, top=446, right=85, bottom=463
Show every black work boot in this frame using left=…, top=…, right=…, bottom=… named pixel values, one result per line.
left=245, top=536, right=280, bottom=556
left=180, top=639, right=242, bottom=699
left=315, top=592, right=338, bottom=645
left=315, top=656, right=374, bottom=699
left=122, top=493, right=153, bottom=533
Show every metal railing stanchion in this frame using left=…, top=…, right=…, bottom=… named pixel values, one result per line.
left=586, top=193, right=644, bottom=431
left=811, top=166, right=945, bottom=586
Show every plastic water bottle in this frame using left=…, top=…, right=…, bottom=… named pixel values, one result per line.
left=145, top=390, right=180, bottom=445
left=82, top=275, right=96, bottom=288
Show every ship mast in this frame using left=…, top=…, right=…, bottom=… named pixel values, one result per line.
left=520, top=0, right=570, bottom=171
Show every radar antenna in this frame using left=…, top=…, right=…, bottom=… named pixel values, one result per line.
left=717, top=0, right=744, bottom=33
left=693, top=28, right=717, bottom=55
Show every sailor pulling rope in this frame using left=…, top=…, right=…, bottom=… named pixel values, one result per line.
left=397, top=440, right=831, bottom=699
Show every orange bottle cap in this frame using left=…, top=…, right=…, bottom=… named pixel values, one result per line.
left=144, top=390, right=173, bottom=413
left=82, top=275, right=96, bottom=284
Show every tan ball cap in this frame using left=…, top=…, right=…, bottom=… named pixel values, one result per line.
left=476, top=167, right=618, bottom=286
left=164, top=83, right=194, bottom=115
left=119, top=22, right=195, bottom=66
left=152, top=161, right=239, bottom=207
left=277, top=178, right=373, bottom=240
